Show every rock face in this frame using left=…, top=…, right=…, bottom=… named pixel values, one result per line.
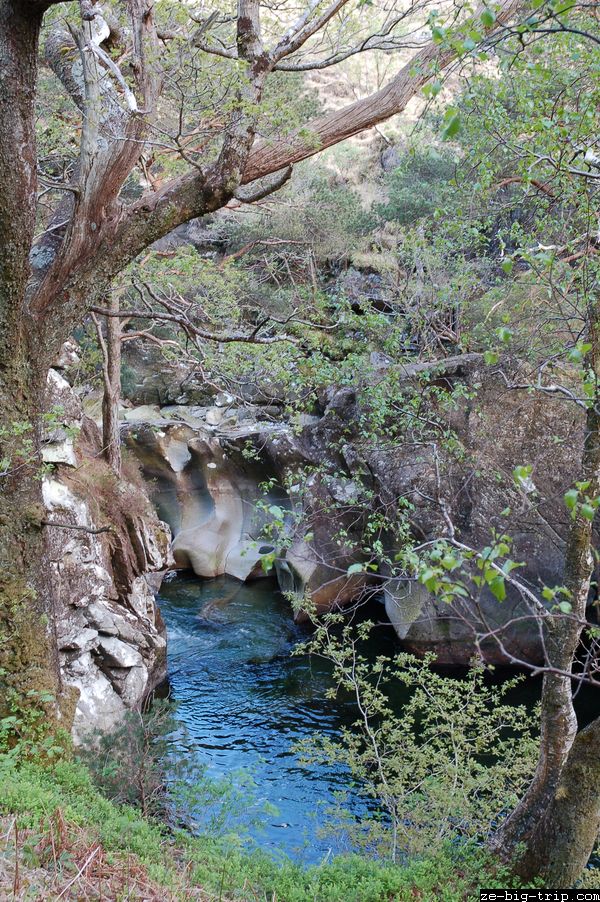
left=125, top=414, right=288, bottom=582
left=43, top=367, right=172, bottom=741
left=123, top=355, right=588, bottom=667
left=287, top=356, right=586, bottom=664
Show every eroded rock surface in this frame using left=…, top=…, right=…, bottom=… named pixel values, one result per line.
left=123, top=356, right=588, bottom=666
left=126, top=417, right=287, bottom=582
left=43, top=368, right=172, bottom=741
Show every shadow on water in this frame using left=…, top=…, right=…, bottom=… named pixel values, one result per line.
left=155, top=572, right=599, bottom=864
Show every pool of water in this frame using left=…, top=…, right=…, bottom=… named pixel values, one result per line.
left=155, top=572, right=599, bottom=865
left=156, top=572, right=390, bottom=863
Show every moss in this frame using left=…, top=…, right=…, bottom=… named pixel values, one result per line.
left=0, top=572, right=65, bottom=731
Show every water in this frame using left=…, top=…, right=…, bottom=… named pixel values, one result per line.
left=156, top=572, right=387, bottom=863
left=156, top=573, right=599, bottom=865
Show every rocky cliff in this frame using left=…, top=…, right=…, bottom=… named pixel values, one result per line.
left=43, top=358, right=172, bottom=741
left=121, top=355, right=587, bottom=668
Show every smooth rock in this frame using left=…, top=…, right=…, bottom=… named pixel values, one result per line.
left=98, top=636, right=143, bottom=669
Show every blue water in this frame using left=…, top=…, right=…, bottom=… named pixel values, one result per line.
left=156, top=573, right=598, bottom=866
left=156, top=572, right=380, bottom=863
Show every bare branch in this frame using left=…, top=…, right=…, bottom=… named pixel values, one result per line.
left=271, top=0, right=350, bottom=63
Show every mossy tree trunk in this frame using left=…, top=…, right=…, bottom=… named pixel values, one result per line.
left=492, top=292, right=600, bottom=883
left=0, top=0, right=70, bottom=722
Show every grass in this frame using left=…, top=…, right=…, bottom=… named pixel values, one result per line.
left=0, top=751, right=512, bottom=901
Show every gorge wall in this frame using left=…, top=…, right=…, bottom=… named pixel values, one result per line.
left=43, top=355, right=172, bottom=741
left=120, top=354, right=588, bottom=668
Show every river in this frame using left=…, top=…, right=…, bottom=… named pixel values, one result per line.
left=156, top=572, right=392, bottom=863
left=155, top=571, right=598, bottom=866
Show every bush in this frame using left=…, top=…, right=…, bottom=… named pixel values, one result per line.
left=296, top=623, right=539, bottom=862
left=379, top=146, right=458, bottom=225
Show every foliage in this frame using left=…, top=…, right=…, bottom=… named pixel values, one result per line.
left=378, top=146, right=458, bottom=225
left=0, top=748, right=518, bottom=900
left=77, top=699, right=275, bottom=838
left=295, top=622, right=538, bottom=862
left=0, top=682, right=68, bottom=764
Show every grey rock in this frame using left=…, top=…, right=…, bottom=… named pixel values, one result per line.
left=97, top=636, right=144, bottom=669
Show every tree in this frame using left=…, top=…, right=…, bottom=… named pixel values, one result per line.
left=376, top=23, right=600, bottom=880
left=92, top=294, right=123, bottom=475
left=0, top=0, right=524, bottom=722
left=257, top=15, right=600, bottom=881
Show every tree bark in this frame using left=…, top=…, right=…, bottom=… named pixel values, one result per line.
left=98, top=296, right=122, bottom=477
left=492, top=293, right=600, bottom=883
left=0, top=0, right=70, bottom=724
left=513, top=714, right=600, bottom=885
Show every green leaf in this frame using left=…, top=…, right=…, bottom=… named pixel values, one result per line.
left=480, top=7, right=496, bottom=27
left=441, top=553, right=460, bottom=571
left=484, top=350, right=499, bottom=366
left=423, top=80, right=443, bottom=98
left=420, top=568, right=439, bottom=592
left=442, top=113, right=461, bottom=140
left=347, top=563, right=364, bottom=575
left=261, top=552, right=276, bottom=574
left=564, top=488, right=579, bottom=511
left=489, top=575, right=506, bottom=601
left=557, top=600, right=572, bottom=614
left=581, top=503, right=596, bottom=521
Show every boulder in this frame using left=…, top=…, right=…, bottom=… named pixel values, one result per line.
left=126, top=420, right=289, bottom=583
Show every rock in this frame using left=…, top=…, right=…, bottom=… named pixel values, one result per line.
left=97, top=636, right=143, bottom=669
left=205, top=406, right=224, bottom=426
left=384, top=580, right=430, bottom=640
left=58, top=627, right=99, bottom=653
left=118, top=664, right=149, bottom=706
left=127, top=421, right=289, bottom=583
left=86, top=603, right=118, bottom=635
left=70, top=661, right=127, bottom=737
left=215, top=391, right=234, bottom=408
left=224, top=539, right=274, bottom=581
left=380, top=144, right=402, bottom=172
left=370, top=351, right=393, bottom=369
left=46, top=368, right=82, bottom=422
left=42, top=435, right=78, bottom=466
left=42, top=379, right=172, bottom=742
left=324, top=476, right=360, bottom=505
left=54, top=339, right=81, bottom=372
left=42, top=369, right=83, bottom=466
left=160, top=405, right=209, bottom=428
left=123, top=405, right=163, bottom=423
left=123, top=357, right=585, bottom=666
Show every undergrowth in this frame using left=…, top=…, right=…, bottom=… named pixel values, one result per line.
left=0, top=751, right=514, bottom=901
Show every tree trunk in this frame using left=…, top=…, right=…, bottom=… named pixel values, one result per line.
left=0, top=0, right=74, bottom=728
left=512, top=714, right=600, bottom=885
left=493, top=294, right=600, bottom=883
left=99, top=295, right=122, bottom=477
left=0, top=337, right=74, bottom=724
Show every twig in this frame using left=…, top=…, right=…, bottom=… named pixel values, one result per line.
left=41, top=519, right=113, bottom=535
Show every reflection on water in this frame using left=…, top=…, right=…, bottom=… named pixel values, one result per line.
left=156, top=572, right=382, bottom=863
